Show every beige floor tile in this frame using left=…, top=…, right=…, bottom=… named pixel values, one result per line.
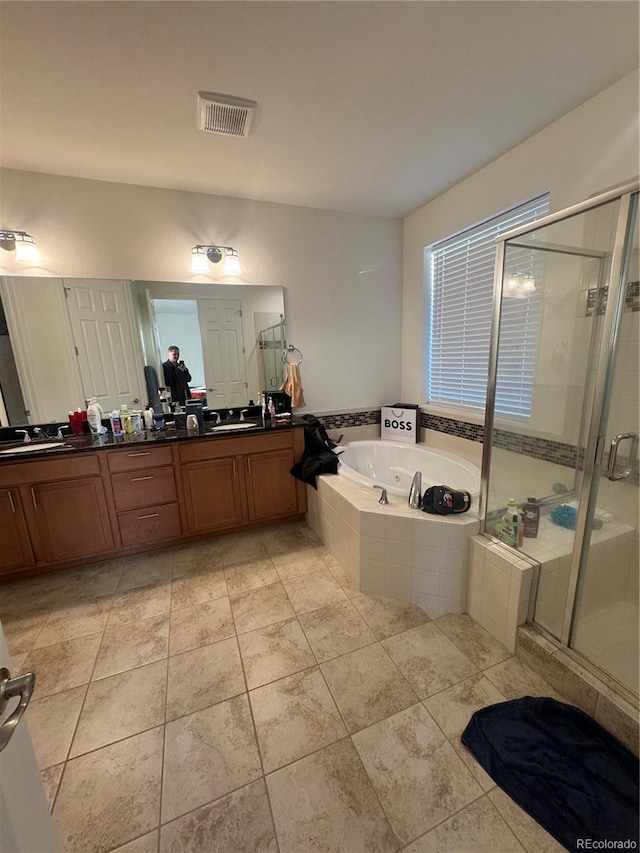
left=299, top=600, right=376, bottom=662
left=320, top=643, right=418, bottom=733
left=2, top=613, right=48, bottom=658
left=424, top=673, right=507, bottom=791
left=237, top=617, right=316, bottom=689
left=162, top=694, right=262, bottom=823
left=483, top=657, right=565, bottom=701
left=272, top=548, right=330, bottom=581
left=488, top=787, right=566, bottom=853
left=322, top=551, right=361, bottom=597
left=40, top=764, right=64, bottom=812
left=172, top=542, right=223, bottom=578
left=110, top=831, right=159, bottom=853
left=70, top=659, right=167, bottom=757
left=352, top=593, right=430, bottom=639
left=225, top=557, right=279, bottom=595
left=21, top=632, right=102, bottom=698
left=262, top=522, right=320, bottom=557
left=352, top=703, right=482, bottom=845
left=159, top=779, right=276, bottom=852
left=27, top=685, right=86, bottom=769
left=266, top=738, right=399, bottom=853
left=170, top=565, right=227, bottom=610
left=230, top=582, right=295, bottom=634
left=118, top=554, right=173, bottom=592
left=166, top=637, right=246, bottom=720
left=169, top=596, right=234, bottom=655
left=0, top=575, right=64, bottom=622
left=34, top=595, right=113, bottom=648
left=282, top=569, right=347, bottom=614
left=62, top=561, right=122, bottom=602
left=108, top=582, right=172, bottom=627
left=249, top=667, right=346, bottom=772
left=93, top=614, right=169, bottom=680
left=53, top=727, right=164, bottom=853
left=217, top=532, right=269, bottom=567
left=434, top=613, right=511, bottom=670
left=404, top=795, right=525, bottom=852
left=382, top=622, right=477, bottom=698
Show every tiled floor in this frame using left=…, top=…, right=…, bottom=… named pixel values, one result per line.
left=1, top=521, right=567, bottom=853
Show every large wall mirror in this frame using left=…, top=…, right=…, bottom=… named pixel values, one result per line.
left=0, top=276, right=286, bottom=425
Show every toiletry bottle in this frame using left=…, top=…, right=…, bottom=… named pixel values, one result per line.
left=143, top=405, right=154, bottom=431
left=120, top=403, right=133, bottom=434
left=159, top=387, right=171, bottom=415
left=110, top=410, right=123, bottom=436
left=87, top=399, right=103, bottom=435
left=523, top=497, right=540, bottom=538
left=268, top=396, right=276, bottom=422
left=500, top=498, right=519, bottom=547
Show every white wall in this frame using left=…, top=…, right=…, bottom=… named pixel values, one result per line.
left=0, top=170, right=403, bottom=414
left=402, top=71, right=640, bottom=410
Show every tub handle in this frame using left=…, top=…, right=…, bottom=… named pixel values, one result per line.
left=373, top=486, right=389, bottom=505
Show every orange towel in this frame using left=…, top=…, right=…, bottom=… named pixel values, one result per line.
left=281, top=362, right=305, bottom=408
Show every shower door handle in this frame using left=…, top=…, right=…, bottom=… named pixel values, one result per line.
left=606, top=433, right=638, bottom=481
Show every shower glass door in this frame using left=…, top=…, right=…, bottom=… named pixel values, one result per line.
left=570, top=193, right=639, bottom=695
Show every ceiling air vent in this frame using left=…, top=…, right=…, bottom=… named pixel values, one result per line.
left=197, top=92, right=257, bottom=138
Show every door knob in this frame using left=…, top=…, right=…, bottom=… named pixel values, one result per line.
left=0, top=667, right=36, bottom=751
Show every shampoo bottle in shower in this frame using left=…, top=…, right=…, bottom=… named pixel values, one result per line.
left=522, top=498, right=540, bottom=538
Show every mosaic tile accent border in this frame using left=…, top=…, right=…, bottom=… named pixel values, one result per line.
left=319, top=409, right=381, bottom=430
left=585, top=280, right=640, bottom=317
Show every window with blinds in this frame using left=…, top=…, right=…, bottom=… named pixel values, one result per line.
left=426, top=194, right=549, bottom=417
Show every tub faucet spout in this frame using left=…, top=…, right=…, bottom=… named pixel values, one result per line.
left=408, top=471, right=422, bottom=509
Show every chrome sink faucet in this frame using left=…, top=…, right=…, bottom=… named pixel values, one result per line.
left=212, top=412, right=221, bottom=425
left=33, top=427, right=46, bottom=440
left=240, top=409, right=250, bottom=421
left=16, top=429, right=31, bottom=443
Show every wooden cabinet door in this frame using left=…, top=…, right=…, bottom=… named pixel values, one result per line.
left=0, top=489, right=35, bottom=575
left=245, top=448, right=298, bottom=522
left=30, top=477, right=114, bottom=563
left=182, top=458, right=245, bottom=533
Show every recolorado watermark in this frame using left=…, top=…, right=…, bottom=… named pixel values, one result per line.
left=576, top=841, right=638, bottom=849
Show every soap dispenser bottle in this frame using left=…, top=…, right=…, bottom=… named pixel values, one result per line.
left=500, top=498, right=521, bottom=548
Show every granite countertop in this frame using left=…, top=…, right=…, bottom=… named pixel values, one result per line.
left=0, top=416, right=306, bottom=462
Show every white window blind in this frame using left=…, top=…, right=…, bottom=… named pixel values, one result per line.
left=427, top=194, right=549, bottom=417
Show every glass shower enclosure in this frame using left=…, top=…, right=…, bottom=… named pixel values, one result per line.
left=480, top=180, right=639, bottom=698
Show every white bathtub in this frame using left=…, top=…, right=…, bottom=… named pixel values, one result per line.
left=337, top=440, right=481, bottom=498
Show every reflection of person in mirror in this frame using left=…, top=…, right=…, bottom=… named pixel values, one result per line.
left=162, top=345, right=192, bottom=406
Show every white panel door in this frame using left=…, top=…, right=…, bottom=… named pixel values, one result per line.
left=0, top=623, right=60, bottom=852
left=65, top=280, right=145, bottom=413
left=198, top=300, right=247, bottom=409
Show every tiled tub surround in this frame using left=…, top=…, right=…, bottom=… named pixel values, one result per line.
left=306, top=472, right=479, bottom=618
left=2, top=520, right=576, bottom=853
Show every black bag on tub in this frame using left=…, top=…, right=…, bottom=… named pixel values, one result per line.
left=290, top=414, right=341, bottom=488
left=422, top=485, right=472, bottom=515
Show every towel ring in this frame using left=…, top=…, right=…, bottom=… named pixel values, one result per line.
left=282, top=345, right=303, bottom=365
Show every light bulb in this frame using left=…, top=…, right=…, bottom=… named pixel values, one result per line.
left=504, top=274, right=520, bottom=295
left=14, top=235, right=41, bottom=265
left=191, top=247, right=209, bottom=274
left=223, top=249, right=241, bottom=276
left=521, top=275, right=536, bottom=293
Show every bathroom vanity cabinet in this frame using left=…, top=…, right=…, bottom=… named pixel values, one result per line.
left=0, top=427, right=306, bottom=581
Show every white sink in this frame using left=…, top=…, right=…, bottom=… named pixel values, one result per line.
left=0, top=442, right=67, bottom=455
left=209, top=423, right=259, bottom=432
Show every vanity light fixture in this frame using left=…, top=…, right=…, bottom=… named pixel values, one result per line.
left=0, top=230, right=42, bottom=265
left=191, top=244, right=242, bottom=276
left=504, top=272, right=535, bottom=298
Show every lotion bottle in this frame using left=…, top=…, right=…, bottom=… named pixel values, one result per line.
left=143, top=405, right=154, bottom=431
left=87, top=399, right=103, bottom=434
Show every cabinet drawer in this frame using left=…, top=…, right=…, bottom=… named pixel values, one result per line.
left=118, top=502, right=182, bottom=547
left=106, top=445, right=173, bottom=473
left=111, top=466, right=177, bottom=511
left=0, top=453, right=100, bottom=487
left=178, top=431, right=293, bottom=464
